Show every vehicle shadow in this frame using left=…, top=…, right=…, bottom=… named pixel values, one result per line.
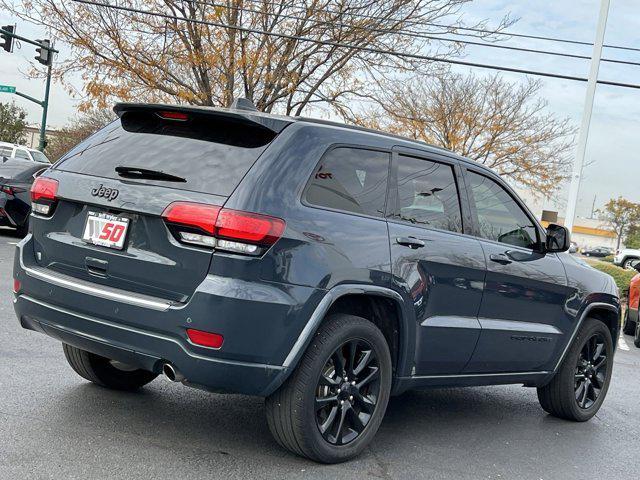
left=46, top=380, right=573, bottom=470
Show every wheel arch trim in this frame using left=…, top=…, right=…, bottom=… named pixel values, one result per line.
left=281, top=284, right=406, bottom=369
left=553, top=301, right=619, bottom=372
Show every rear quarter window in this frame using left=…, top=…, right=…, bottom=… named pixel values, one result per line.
left=55, top=111, right=278, bottom=197
left=304, top=147, right=390, bottom=218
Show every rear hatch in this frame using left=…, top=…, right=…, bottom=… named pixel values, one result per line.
left=31, top=104, right=290, bottom=303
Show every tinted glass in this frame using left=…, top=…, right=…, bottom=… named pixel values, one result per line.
left=394, top=155, right=462, bottom=233
left=0, top=159, right=43, bottom=182
left=468, top=171, right=538, bottom=249
left=55, top=112, right=277, bottom=196
left=14, top=149, right=30, bottom=160
left=305, top=148, right=389, bottom=217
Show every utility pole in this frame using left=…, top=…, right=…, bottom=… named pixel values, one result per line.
left=0, top=26, right=57, bottom=152
left=590, top=195, right=597, bottom=219
left=564, top=0, right=610, bottom=232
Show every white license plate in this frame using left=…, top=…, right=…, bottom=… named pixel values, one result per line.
left=82, top=212, right=130, bottom=250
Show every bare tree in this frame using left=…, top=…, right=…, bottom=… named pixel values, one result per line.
left=3, top=0, right=512, bottom=114
left=341, top=73, right=576, bottom=195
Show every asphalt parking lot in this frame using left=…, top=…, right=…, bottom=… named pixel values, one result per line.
left=1, top=229, right=639, bottom=480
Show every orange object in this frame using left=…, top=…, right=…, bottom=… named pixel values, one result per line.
left=629, top=273, right=640, bottom=320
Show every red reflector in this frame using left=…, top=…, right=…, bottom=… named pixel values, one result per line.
left=12, top=279, right=21, bottom=294
left=186, top=328, right=224, bottom=349
left=158, top=110, right=189, bottom=121
left=30, top=177, right=59, bottom=202
left=162, top=202, right=221, bottom=235
left=216, top=209, right=286, bottom=246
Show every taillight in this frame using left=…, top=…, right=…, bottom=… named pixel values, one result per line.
left=162, top=201, right=285, bottom=255
left=12, top=278, right=21, bottom=294
left=30, top=177, right=59, bottom=216
left=186, top=328, right=224, bottom=349
left=157, top=110, right=189, bottom=121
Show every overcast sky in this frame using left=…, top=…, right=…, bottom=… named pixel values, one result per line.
left=1, top=0, right=638, bottom=218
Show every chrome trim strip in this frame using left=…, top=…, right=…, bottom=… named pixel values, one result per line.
left=23, top=265, right=174, bottom=311
left=408, top=371, right=549, bottom=380
left=420, top=316, right=480, bottom=329
left=282, top=284, right=404, bottom=368
left=478, top=318, right=562, bottom=335
left=18, top=239, right=176, bottom=312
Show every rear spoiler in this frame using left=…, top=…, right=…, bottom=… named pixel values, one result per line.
left=113, top=103, right=292, bottom=134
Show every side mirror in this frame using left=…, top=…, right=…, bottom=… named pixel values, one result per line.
left=545, top=224, right=570, bottom=253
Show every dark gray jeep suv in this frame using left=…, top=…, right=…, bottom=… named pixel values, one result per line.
left=12, top=102, right=619, bottom=463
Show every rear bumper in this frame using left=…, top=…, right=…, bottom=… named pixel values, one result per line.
left=13, top=235, right=324, bottom=396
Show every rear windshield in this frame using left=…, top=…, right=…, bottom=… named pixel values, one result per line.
left=0, top=159, right=44, bottom=182
left=55, top=110, right=278, bottom=196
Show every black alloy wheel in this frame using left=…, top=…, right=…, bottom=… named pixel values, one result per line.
left=315, top=339, right=381, bottom=446
left=574, top=333, right=608, bottom=409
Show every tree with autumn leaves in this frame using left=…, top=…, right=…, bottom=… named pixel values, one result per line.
left=3, top=0, right=575, bottom=195
left=598, top=198, right=640, bottom=251
left=339, top=73, right=576, bottom=196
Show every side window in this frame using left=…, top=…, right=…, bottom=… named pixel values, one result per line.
left=468, top=171, right=539, bottom=249
left=394, top=155, right=462, bottom=233
left=15, top=149, right=31, bottom=160
left=0, top=146, right=12, bottom=158
left=305, top=147, right=390, bottom=218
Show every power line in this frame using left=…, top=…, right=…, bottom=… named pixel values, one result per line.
left=189, top=0, right=640, bottom=67
left=71, top=0, right=640, bottom=91
left=234, top=0, right=640, bottom=54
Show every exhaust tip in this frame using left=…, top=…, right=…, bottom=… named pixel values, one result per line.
left=162, top=363, right=184, bottom=382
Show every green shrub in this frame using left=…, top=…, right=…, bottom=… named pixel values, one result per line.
left=602, top=255, right=615, bottom=263
left=589, top=262, right=636, bottom=297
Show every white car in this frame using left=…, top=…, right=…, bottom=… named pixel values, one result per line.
left=613, top=248, right=640, bottom=269
left=0, top=142, right=50, bottom=164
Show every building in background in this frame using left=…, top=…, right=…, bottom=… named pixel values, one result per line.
left=22, top=125, right=59, bottom=149
left=515, top=186, right=619, bottom=250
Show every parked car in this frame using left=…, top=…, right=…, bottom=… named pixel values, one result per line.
left=614, top=248, right=640, bottom=269
left=569, top=241, right=578, bottom=253
left=0, top=157, right=48, bottom=236
left=0, top=141, right=50, bottom=164
left=12, top=102, right=620, bottom=463
left=581, top=246, right=612, bottom=257
left=624, top=265, right=640, bottom=341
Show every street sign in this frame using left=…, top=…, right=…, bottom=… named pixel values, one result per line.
left=0, top=85, right=16, bottom=93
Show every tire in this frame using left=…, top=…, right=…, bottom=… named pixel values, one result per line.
left=62, top=343, right=158, bottom=391
left=265, top=314, right=392, bottom=463
left=585, top=253, right=590, bottom=257
left=635, top=319, right=640, bottom=348
left=537, top=318, right=613, bottom=422
left=623, top=309, right=636, bottom=336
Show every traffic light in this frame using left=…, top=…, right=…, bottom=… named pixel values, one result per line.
left=34, top=39, right=52, bottom=66
left=1, top=25, right=14, bottom=53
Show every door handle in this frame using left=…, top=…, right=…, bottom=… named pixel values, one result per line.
left=396, top=236, right=425, bottom=249
left=490, top=253, right=512, bottom=265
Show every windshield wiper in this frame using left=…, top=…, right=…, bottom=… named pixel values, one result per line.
left=115, top=166, right=186, bottom=183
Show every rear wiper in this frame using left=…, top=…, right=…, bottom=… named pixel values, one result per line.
left=115, top=166, right=186, bottom=183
